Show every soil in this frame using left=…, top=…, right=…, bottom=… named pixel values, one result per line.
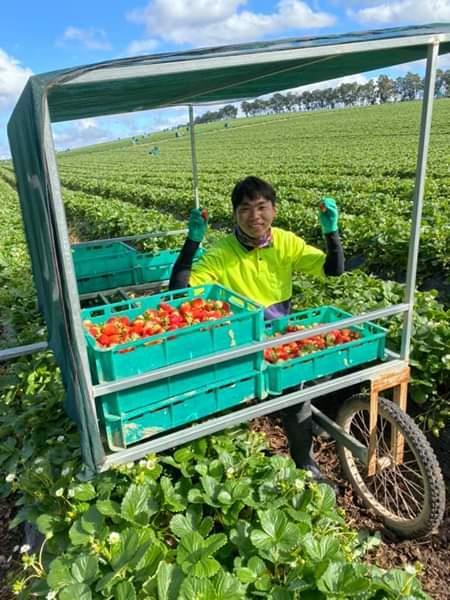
left=0, top=497, right=22, bottom=600
left=0, top=418, right=448, bottom=599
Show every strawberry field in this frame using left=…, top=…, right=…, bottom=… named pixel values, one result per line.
left=0, top=99, right=450, bottom=598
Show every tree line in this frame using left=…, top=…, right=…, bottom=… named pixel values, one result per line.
left=194, top=70, right=450, bottom=123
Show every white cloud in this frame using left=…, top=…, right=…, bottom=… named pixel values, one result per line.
left=51, top=107, right=189, bottom=151
left=127, top=0, right=335, bottom=46
left=58, top=26, right=112, bottom=51
left=0, top=49, right=33, bottom=112
left=294, top=72, right=368, bottom=93
left=52, top=118, right=112, bottom=150
left=349, top=0, right=450, bottom=24
left=127, top=39, right=159, bottom=56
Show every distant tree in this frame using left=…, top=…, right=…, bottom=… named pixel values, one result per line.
left=252, top=98, right=267, bottom=115
left=241, top=101, right=252, bottom=117
left=359, top=80, right=378, bottom=105
left=221, top=104, right=238, bottom=119
left=434, top=69, right=444, bottom=96
left=403, top=72, right=423, bottom=100
left=311, top=89, right=325, bottom=109
left=270, top=93, right=287, bottom=113
left=338, top=82, right=359, bottom=106
left=300, top=90, right=313, bottom=111
left=440, top=69, right=450, bottom=97
left=284, top=92, right=297, bottom=111
left=395, top=73, right=422, bottom=101
left=322, top=87, right=337, bottom=109
left=377, top=75, right=395, bottom=103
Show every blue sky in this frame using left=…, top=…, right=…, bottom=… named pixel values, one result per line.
left=1, top=0, right=450, bottom=158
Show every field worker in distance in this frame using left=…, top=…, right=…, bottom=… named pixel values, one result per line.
left=169, top=176, right=344, bottom=485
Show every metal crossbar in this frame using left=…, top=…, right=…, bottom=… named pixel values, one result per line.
left=93, top=303, right=409, bottom=397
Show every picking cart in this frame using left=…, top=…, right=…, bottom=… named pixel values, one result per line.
left=4, top=24, right=450, bottom=538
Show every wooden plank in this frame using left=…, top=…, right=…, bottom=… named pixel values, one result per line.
left=367, top=388, right=378, bottom=477
left=391, top=381, right=408, bottom=464
left=371, top=366, right=410, bottom=393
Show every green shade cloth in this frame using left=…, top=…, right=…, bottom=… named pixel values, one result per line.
left=7, top=24, right=450, bottom=472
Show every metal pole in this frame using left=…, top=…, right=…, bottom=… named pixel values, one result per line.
left=0, top=341, right=48, bottom=362
left=42, top=102, right=105, bottom=459
left=188, top=105, right=200, bottom=209
left=94, top=302, right=409, bottom=396
left=400, top=42, right=439, bottom=360
left=101, top=359, right=406, bottom=469
left=71, top=229, right=187, bottom=248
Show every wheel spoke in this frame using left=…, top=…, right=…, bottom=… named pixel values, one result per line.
left=383, top=467, right=419, bottom=518
left=337, top=396, right=445, bottom=537
left=342, top=403, right=430, bottom=522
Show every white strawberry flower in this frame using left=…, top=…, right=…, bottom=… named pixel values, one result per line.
left=20, top=544, right=31, bottom=554
left=5, top=473, right=16, bottom=483
left=108, top=532, right=121, bottom=544
left=55, top=488, right=64, bottom=497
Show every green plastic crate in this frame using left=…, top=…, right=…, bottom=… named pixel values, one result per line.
left=72, top=241, right=136, bottom=278
left=101, top=371, right=265, bottom=450
left=73, top=241, right=137, bottom=294
left=264, top=306, right=387, bottom=394
left=74, top=244, right=205, bottom=294
left=134, top=247, right=205, bottom=284
left=82, top=284, right=264, bottom=415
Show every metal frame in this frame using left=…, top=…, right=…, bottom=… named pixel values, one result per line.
left=2, top=36, right=442, bottom=472
left=62, top=33, right=449, bottom=88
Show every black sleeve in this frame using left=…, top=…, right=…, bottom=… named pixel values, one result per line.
left=323, top=231, right=345, bottom=276
left=168, top=239, right=200, bottom=290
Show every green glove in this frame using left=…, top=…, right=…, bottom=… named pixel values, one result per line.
left=188, top=207, right=208, bottom=242
left=318, top=197, right=339, bottom=235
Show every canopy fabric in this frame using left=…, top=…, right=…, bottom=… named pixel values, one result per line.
left=41, top=23, right=450, bottom=121
left=6, top=24, right=450, bottom=472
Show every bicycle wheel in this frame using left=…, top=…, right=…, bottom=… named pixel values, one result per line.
left=336, top=393, right=445, bottom=539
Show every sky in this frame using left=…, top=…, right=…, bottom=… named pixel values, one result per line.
left=1, top=0, right=450, bottom=158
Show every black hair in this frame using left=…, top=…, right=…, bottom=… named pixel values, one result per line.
left=231, top=176, right=276, bottom=210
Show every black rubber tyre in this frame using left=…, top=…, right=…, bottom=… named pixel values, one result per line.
left=336, top=394, right=445, bottom=539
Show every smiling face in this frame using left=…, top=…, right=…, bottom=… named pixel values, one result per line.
left=234, top=195, right=276, bottom=239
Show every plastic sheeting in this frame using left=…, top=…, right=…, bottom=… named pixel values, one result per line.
left=7, top=24, right=450, bottom=472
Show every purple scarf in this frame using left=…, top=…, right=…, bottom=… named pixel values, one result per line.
left=234, top=226, right=273, bottom=249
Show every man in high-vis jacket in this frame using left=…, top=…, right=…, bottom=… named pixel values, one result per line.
left=169, top=176, right=344, bottom=484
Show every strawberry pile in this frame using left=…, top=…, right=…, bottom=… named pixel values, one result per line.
left=83, top=298, right=232, bottom=348
left=264, top=324, right=360, bottom=364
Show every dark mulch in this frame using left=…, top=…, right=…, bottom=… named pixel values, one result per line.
left=0, top=498, right=22, bottom=600
left=252, top=414, right=450, bottom=600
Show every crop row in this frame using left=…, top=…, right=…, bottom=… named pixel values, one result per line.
left=56, top=101, right=450, bottom=288
left=0, top=168, right=431, bottom=600
left=0, top=176, right=43, bottom=348
left=1, top=165, right=448, bottom=435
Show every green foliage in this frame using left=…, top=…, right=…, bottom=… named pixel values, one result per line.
left=56, top=100, right=450, bottom=285
left=0, top=414, right=431, bottom=599
left=0, top=99, right=447, bottom=600
left=292, top=270, right=450, bottom=433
